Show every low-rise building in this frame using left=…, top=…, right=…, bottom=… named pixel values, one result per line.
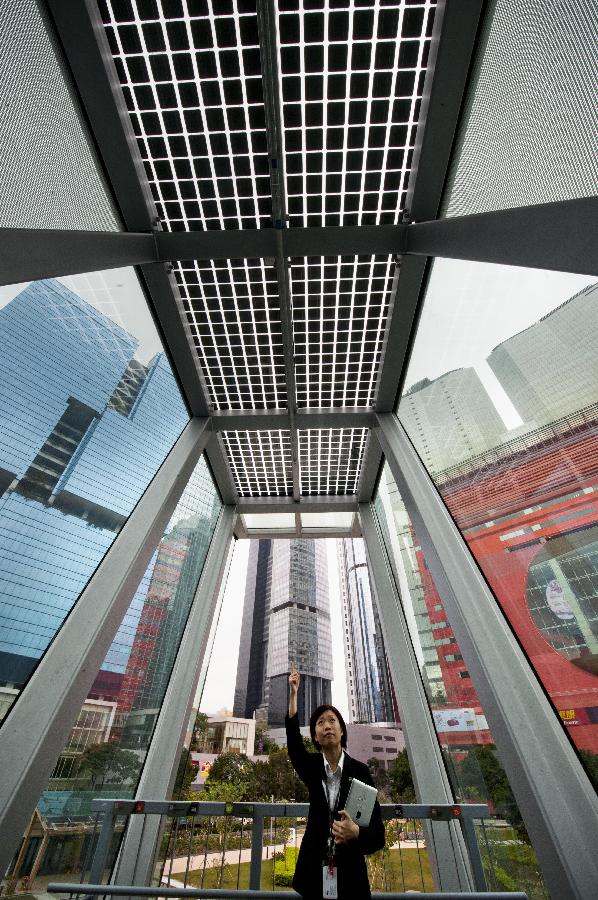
left=267, top=721, right=405, bottom=768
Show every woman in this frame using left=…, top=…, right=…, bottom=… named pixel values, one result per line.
left=285, top=665, right=385, bottom=899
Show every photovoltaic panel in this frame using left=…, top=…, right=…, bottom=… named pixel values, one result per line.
left=101, top=0, right=271, bottom=232
left=177, top=257, right=287, bottom=409
left=99, top=0, right=438, bottom=494
left=278, top=0, right=436, bottom=228
left=222, top=430, right=293, bottom=496
left=299, top=428, right=369, bottom=495
left=292, top=254, right=394, bottom=408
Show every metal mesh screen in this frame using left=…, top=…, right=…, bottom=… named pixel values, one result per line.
left=442, top=0, right=598, bottom=217
left=0, top=1, right=119, bottom=230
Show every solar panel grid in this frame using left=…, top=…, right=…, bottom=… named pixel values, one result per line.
left=177, top=257, right=287, bottom=409
left=299, top=428, right=369, bottom=494
left=292, top=253, right=393, bottom=407
left=278, top=0, right=435, bottom=228
left=99, top=0, right=436, bottom=496
left=222, top=429, right=293, bottom=496
left=102, top=0, right=271, bottom=232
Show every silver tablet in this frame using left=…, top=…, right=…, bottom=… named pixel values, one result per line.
left=344, top=777, right=378, bottom=828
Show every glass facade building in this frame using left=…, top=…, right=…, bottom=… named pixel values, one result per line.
left=0, top=278, right=189, bottom=702
left=234, top=539, right=332, bottom=727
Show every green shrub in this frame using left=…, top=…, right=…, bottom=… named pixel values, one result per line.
left=273, top=846, right=299, bottom=886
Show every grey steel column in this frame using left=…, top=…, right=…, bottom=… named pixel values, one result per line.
left=359, top=503, right=473, bottom=893
left=113, top=507, right=236, bottom=887
left=376, top=411, right=598, bottom=900
left=0, top=417, right=211, bottom=877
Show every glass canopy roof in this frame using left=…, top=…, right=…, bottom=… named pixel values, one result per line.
left=99, top=0, right=437, bottom=498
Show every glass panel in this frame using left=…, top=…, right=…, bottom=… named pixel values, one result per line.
left=301, top=512, right=354, bottom=529
left=374, top=465, right=548, bottom=898
left=243, top=513, right=296, bottom=530
left=397, top=259, right=598, bottom=784
left=6, top=457, right=221, bottom=892
left=442, top=0, right=597, bottom=216
left=0, top=273, right=189, bottom=719
left=0, top=1, right=119, bottom=229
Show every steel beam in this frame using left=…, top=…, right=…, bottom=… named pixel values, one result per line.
left=0, top=229, right=156, bottom=287
left=139, top=265, right=211, bottom=418
left=47, top=0, right=157, bottom=230
left=211, top=408, right=373, bottom=432
left=0, top=418, right=211, bottom=877
left=113, top=508, right=235, bottom=887
left=256, top=0, right=300, bottom=501
left=359, top=502, right=473, bottom=892
left=407, top=197, right=598, bottom=276
left=375, top=411, right=598, bottom=899
left=47, top=0, right=239, bottom=501
left=236, top=496, right=358, bottom=514
left=204, top=432, right=239, bottom=505
left=154, top=224, right=405, bottom=262
left=404, top=0, right=486, bottom=223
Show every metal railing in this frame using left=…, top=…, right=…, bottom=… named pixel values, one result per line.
left=42, top=798, right=522, bottom=898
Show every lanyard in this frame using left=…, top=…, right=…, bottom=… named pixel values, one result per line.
left=324, top=776, right=342, bottom=872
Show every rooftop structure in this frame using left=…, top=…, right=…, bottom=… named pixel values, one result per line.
left=0, top=0, right=597, bottom=897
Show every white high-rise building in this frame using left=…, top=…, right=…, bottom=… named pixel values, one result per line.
left=399, top=367, right=505, bottom=475
left=487, top=282, right=598, bottom=427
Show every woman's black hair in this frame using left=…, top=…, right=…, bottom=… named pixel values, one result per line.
left=309, top=704, right=348, bottom=751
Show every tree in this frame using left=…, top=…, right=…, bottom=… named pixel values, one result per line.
left=253, top=748, right=308, bottom=802
left=367, top=757, right=390, bottom=801
left=301, top=735, right=317, bottom=753
left=208, top=751, right=255, bottom=786
left=579, top=749, right=598, bottom=792
left=78, top=742, right=139, bottom=790
left=191, top=712, right=209, bottom=751
left=173, top=749, right=199, bottom=799
left=387, top=750, right=416, bottom=802
left=459, top=746, right=528, bottom=841
left=254, top=720, right=278, bottom=755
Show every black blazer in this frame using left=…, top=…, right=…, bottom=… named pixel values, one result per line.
left=285, top=713, right=385, bottom=899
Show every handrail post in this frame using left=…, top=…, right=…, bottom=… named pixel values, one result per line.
left=460, top=811, right=487, bottom=892
left=249, top=807, right=264, bottom=891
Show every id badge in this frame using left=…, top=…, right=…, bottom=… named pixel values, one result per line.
left=322, top=864, right=338, bottom=898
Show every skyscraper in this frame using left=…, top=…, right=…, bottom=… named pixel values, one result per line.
left=337, top=538, right=397, bottom=724
left=234, top=539, right=332, bottom=727
left=400, top=367, right=506, bottom=475
left=487, top=282, right=598, bottom=427
left=0, top=279, right=189, bottom=703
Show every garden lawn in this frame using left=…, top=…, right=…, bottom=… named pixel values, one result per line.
left=185, top=847, right=434, bottom=892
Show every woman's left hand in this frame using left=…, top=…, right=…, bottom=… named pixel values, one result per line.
left=332, top=809, right=360, bottom=844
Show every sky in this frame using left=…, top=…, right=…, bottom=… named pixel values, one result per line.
left=199, top=537, right=349, bottom=718
left=403, top=259, right=593, bottom=429
left=0, top=268, right=162, bottom=364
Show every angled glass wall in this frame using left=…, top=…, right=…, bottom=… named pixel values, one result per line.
left=396, top=260, right=598, bottom=787
left=374, top=464, right=547, bottom=898
left=0, top=272, right=190, bottom=720
left=5, top=456, right=221, bottom=891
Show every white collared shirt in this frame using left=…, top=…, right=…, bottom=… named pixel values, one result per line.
left=322, top=750, right=345, bottom=812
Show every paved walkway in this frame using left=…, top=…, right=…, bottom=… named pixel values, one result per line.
left=163, top=839, right=299, bottom=877
left=162, top=836, right=426, bottom=880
